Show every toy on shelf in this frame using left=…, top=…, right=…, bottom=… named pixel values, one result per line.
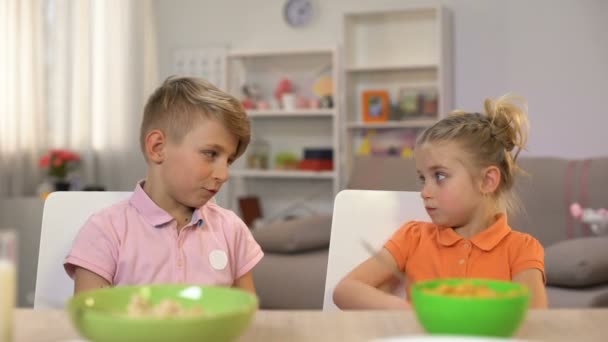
left=311, top=67, right=334, bottom=109
left=275, top=78, right=295, bottom=110
left=570, top=203, right=608, bottom=236
left=241, top=84, right=261, bottom=110
left=312, top=74, right=332, bottom=98
left=247, top=140, right=270, bottom=170
left=357, top=130, right=375, bottom=156
left=274, top=151, right=299, bottom=170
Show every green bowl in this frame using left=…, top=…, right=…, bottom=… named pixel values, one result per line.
left=411, top=279, right=529, bottom=337
left=68, top=285, right=258, bottom=342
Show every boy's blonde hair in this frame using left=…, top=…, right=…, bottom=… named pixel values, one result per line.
left=416, top=94, right=530, bottom=214
left=140, top=76, right=250, bottom=160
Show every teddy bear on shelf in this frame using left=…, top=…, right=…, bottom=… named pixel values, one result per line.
left=570, top=203, right=608, bottom=236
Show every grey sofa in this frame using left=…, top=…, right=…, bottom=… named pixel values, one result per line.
left=252, top=156, right=608, bottom=309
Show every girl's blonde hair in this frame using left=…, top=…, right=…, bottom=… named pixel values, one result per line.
left=416, top=94, right=530, bottom=213
left=140, top=76, right=250, bottom=160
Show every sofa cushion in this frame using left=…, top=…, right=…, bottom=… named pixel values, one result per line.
left=545, top=237, right=608, bottom=288
left=252, top=215, right=332, bottom=254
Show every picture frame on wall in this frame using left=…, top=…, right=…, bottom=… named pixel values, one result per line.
left=362, top=90, right=390, bottom=122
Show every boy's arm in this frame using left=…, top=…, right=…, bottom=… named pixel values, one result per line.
left=233, top=271, right=256, bottom=294
left=74, top=267, right=111, bottom=294
left=513, top=268, right=548, bottom=309
left=333, top=248, right=409, bottom=310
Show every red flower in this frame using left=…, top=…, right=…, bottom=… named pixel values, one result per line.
left=39, top=149, right=81, bottom=179
left=39, top=155, right=50, bottom=168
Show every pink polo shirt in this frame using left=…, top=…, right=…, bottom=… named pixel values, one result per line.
left=64, top=183, right=264, bottom=286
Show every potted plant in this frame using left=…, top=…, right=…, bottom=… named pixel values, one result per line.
left=39, top=149, right=81, bottom=191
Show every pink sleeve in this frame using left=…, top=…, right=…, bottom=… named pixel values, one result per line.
left=64, top=214, right=119, bottom=283
left=229, top=212, right=264, bottom=279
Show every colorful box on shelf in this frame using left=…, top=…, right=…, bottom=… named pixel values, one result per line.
left=303, top=148, right=333, bottom=160
left=299, top=148, right=334, bottom=171
left=298, top=159, right=333, bottom=171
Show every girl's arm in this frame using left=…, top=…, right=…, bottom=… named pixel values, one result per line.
left=513, top=268, right=548, bottom=309
left=74, top=267, right=111, bottom=294
left=333, top=248, right=409, bottom=310
left=234, top=271, right=257, bottom=295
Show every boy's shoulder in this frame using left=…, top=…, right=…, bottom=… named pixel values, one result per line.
left=200, top=202, right=256, bottom=245
left=84, top=198, right=136, bottom=230
left=202, top=201, right=237, bottom=219
left=201, top=201, right=247, bottom=230
left=90, top=198, right=132, bottom=219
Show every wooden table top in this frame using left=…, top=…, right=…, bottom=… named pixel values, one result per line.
left=14, top=308, right=608, bottom=341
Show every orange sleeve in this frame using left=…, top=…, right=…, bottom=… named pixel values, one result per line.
left=511, top=234, right=546, bottom=283
left=383, top=221, right=421, bottom=272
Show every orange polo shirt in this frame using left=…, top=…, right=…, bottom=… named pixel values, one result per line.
left=384, top=214, right=545, bottom=288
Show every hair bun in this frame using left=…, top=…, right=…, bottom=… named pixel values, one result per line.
left=484, top=94, right=529, bottom=157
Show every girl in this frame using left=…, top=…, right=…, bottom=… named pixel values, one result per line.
left=333, top=95, right=548, bottom=309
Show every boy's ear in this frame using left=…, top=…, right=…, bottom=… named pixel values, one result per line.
left=145, top=129, right=166, bottom=164
left=479, top=165, right=501, bottom=195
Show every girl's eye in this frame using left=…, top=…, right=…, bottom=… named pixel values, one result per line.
left=435, top=172, right=446, bottom=182
left=418, top=175, right=425, bottom=184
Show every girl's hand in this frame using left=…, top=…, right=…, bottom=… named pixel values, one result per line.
left=333, top=248, right=409, bottom=310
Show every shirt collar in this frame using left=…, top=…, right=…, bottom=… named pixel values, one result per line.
left=437, top=213, right=511, bottom=251
left=129, top=181, right=205, bottom=228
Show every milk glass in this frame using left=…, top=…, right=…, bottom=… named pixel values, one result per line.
left=0, top=230, right=16, bottom=342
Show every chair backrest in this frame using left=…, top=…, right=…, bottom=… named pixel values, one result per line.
left=34, top=191, right=131, bottom=309
left=322, top=189, right=429, bottom=310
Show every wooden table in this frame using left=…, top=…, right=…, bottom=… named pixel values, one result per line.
left=14, top=308, right=608, bottom=341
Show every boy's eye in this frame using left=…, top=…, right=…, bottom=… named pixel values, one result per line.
left=202, top=150, right=218, bottom=158
left=418, top=175, right=425, bottom=184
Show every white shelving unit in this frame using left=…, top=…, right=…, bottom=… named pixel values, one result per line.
left=341, top=5, right=452, bottom=186
left=220, top=48, right=341, bottom=222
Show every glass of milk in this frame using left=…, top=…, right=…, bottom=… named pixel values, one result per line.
left=0, top=230, right=16, bottom=342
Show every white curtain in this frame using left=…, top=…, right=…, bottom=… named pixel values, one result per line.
left=0, top=0, right=47, bottom=196
left=46, top=0, right=158, bottom=191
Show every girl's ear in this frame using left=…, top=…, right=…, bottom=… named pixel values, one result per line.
left=480, top=165, right=501, bottom=195
left=145, top=129, right=166, bottom=164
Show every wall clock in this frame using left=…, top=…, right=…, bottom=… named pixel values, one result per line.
left=284, top=0, right=314, bottom=28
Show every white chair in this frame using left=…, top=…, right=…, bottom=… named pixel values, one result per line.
left=322, top=190, right=429, bottom=310
left=34, top=191, right=131, bottom=309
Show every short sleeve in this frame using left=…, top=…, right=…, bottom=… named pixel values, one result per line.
left=383, top=221, right=422, bottom=272
left=511, top=234, right=546, bottom=283
left=229, top=212, right=264, bottom=279
left=64, top=214, right=119, bottom=283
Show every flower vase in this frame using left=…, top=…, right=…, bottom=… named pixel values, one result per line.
left=53, top=180, right=71, bottom=191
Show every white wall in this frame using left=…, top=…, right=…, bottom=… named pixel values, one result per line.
left=154, top=0, right=608, bottom=158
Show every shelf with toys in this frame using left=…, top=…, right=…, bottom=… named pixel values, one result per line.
left=346, top=63, right=438, bottom=73
left=231, top=169, right=335, bottom=180
left=341, top=5, right=452, bottom=184
left=245, top=109, right=335, bottom=118
left=221, top=47, right=341, bottom=222
left=346, top=118, right=437, bottom=130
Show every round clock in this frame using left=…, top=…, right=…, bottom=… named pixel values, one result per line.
left=283, top=0, right=314, bottom=28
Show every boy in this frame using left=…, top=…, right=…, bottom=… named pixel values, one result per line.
left=65, top=76, right=263, bottom=294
